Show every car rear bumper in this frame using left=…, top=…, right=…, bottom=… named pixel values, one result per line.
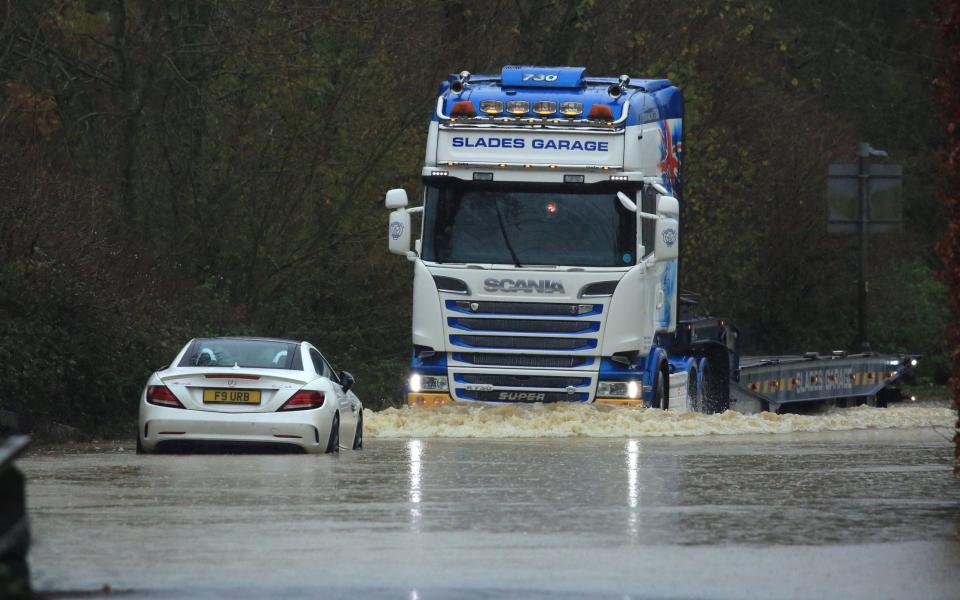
left=139, top=403, right=332, bottom=453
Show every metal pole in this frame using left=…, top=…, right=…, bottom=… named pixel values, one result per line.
left=857, top=144, right=871, bottom=353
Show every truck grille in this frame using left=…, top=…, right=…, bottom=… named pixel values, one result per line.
left=453, top=335, right=596, bottom=351
left=452, top=318, right=598, bottom=334
left=453, top=353, right=593, bottom=368
left=449, top=300, right=598, bottom=317
left=456, top=373, right=589, bottom=388
left=457, top=389, right=589, bottom=403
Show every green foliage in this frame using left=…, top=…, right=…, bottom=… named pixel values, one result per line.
left=871, top=259, right=951, bottom=382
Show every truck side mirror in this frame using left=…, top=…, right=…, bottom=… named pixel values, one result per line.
left=388, top=208, right=412, bottom=256
left=657, top=195, right=679, bottom=217
left=385, top=188, right=409, bottom=209
left=654, top=217, right=679, bottom=261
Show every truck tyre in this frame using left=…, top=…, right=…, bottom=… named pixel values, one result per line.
left=651, top=364, right=668, bottom=409
left=701, top=358, right=730, bottom=414
left=688, top=366, right=700, bottom=413
left=652, top=375, right=665, bottom=409
left=136, top=436, right=145, bottom=455
left=325, top=413, right=340, bottom=454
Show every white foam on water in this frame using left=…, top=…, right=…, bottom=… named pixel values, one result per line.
left=365, top=402, right=956, bottom=439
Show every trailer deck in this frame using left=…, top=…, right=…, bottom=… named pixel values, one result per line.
left=675, top=314, right=915, bottom=414
left=733, top=353, right=914, bottom=413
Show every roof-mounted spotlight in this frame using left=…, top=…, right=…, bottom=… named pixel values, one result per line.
left=450, top=70, right=471, bottom=94
left=607, top=74, right=630, bottom=98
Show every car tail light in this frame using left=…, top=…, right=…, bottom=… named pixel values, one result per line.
left=146, top=385, right=184, bottom=409
left=279, top=391, right=325, bottom=411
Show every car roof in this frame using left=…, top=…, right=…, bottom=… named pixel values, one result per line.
left=193, top=336, right=304, bottom=345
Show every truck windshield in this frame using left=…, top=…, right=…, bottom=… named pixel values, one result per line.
left=421, top=182, right=637, bottom=267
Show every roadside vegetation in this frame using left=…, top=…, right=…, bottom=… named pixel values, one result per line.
left=934, top=0, right=959, bottom=463
left=0, top=1, right=952, bottom=438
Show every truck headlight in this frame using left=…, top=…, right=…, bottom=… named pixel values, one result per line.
left=409, top=374, right=448, bottom=393
left=597, top=380, right=640, bottom=399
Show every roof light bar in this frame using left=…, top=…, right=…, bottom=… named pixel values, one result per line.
left=507, top=100, right=529, bottom=115
left=559, top=101, right=583, bottom=117
left=480, top=100, right=503, bottom=115
left=533, top=101, right=557, bottom=116
left=437, top=97, right=630, bottom=127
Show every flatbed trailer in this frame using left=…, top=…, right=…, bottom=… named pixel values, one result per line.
left=675, top=316, right=915, bottom=414
left=733, top=353, right=914, bottom=414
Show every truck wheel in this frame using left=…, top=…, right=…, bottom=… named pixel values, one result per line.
left=652, top=371, right=666, bottom=409
left=136, top=435, right=145, bottom=455
left=688, top=366, right=700, bottom=412
left=701, top=360, right=730, bottom=414
left=325, top=413, right=340, bottom=454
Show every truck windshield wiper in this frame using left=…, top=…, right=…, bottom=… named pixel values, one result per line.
left=494, top=199, right=523, bottom=267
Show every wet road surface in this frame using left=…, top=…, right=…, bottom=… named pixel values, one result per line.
left=20, top=406, right=960, bottom=599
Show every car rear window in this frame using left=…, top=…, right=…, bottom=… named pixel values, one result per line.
left=178, top=339, right=302, bottom=370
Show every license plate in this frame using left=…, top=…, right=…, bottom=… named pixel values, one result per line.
left=203, top=389, right=261, bottom=404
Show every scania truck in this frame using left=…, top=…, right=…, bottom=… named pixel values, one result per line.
left=385, top=66, right=914, bottom=413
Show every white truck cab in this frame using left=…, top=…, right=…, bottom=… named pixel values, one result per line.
left=387, top=66, right=689, bottom=409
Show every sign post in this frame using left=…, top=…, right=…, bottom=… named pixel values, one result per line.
left=827, top=143, right=902, bottom=352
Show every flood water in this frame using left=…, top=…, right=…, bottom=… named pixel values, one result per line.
left=21, top=402, right=960, bottom=599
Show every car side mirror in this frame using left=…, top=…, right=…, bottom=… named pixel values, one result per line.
left=339, top=370, right=355, bottom=392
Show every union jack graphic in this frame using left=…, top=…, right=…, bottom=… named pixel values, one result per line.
left=657, top=119, right=683, bottom=197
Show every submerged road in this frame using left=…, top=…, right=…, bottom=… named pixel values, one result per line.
left=20, top=406, right=960, bottom=599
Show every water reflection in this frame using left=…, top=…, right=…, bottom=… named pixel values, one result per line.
left=408, top=439, right=423, bottom=528
left=626, top=439, right=640, bottom=539
left=20, top=431, right=960, bottom=597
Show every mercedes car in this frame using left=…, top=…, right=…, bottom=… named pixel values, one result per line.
left=138, top=337, right=363, bottom=454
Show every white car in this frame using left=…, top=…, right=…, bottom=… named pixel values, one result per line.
left=138, top=337, right=362, bottom=454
